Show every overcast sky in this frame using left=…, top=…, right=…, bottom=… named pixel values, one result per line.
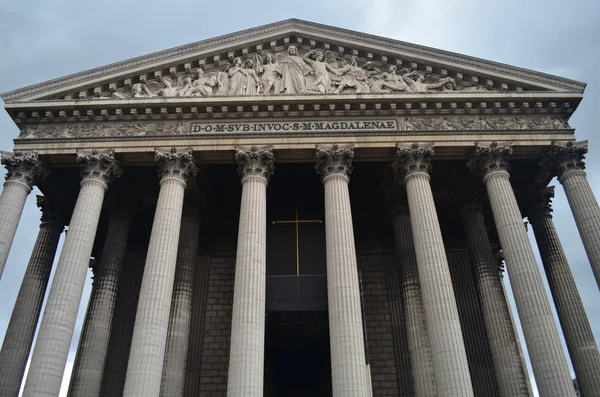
left=0, top=1, right=599, bottom=396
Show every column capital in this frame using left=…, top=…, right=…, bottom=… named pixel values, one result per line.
left=181, top=194, right=206, bottom=224
left=315, top=144, right=353, bottom=181
left=235, top=146, right=274, bottom=182
left=1, top=150, right=47, bottom=189
left=467, top=141, right=513, bottom=178
left=77, top=149, right=123, bottom=187
left=540, top=140, right=587, bottom=179
left=454, top=189, right=488, bottom=219
left=105, top=196, right=136, bottom=222
left=527, top=186, right=555, bottom=220
left=391, top=142, right=433, bottom=181
left=155, top=148, right=197, bottom=185
left=385, top=189, right=410, bottom=219
left=36, top=195, right=64, bottom=226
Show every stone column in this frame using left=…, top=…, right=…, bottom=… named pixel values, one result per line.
left=528, top=187, right=600, bottom=397
left=160, top=201, right=202, bottom=397
left=0, top=151, right=46, bottom=279
left=0, top=196, right=63, bottom=397
left=542, top=140, right=600, bottom=289
left=22, top=150, right=122, bottom=397
left=227, top=147, right=273, bottom=397
left=67, top=203, right=133, bottom=397
left=315, top=144, right=371, bottom=397
left=123, top=149, right=197, bottom=397
left=467, top=142, right=575, bottom=397
left=459, top=198, right=531, bottom=397
left=392, top=143, right=474, bottom=397
left=387, top=196, right=437, bottom=397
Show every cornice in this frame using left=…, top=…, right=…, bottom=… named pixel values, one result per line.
left=0, top=19, right=586, bottom=103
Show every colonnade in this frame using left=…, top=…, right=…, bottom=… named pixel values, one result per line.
left=0, top=142, right=598, bottom=397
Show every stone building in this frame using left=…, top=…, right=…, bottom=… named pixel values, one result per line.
left=0, top=19, right=599, bottom=397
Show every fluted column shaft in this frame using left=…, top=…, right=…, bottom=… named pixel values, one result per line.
left=543, top=141, right=600, bottom=289
left=529, top=188, right=600, bottom=397
left=68, top=209, right=132, bottom=397
left=469, top=142, right=574, bottom=397
left=461, top=206, right=531, bottom=397
left=0, top=198, right=63, bottom=397
left=390, top=207, right=437, bottom=397
left=316, top=145, right=370, bottom=397
left=22, top=150, right=122, bottom=397
left=393, top=144, right=474, bottom=397
left=561, top=171, right=600, bottom=289
left=160, top=207, right=201, bottom=397
left=123, top=149, right=196, bottom=397
left=227, top=147, right=273, bottom=397
left=0, top=151, right=45, bottom=279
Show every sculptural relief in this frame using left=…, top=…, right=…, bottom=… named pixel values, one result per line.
left=71, top=46, right=525, bottom=100
left=17, top=116, right=569, bottom=140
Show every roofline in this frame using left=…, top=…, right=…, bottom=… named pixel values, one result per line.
left=0, top=18, right=587, bottom=101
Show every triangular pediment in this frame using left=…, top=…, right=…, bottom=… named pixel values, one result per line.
left=1, top=19, right=585, bottom=104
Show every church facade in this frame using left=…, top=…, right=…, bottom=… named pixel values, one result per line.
left=0, top=19, right=599, bottom=397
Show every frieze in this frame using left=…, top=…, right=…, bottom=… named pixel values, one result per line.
left=17, top=116, right=570, bottom=140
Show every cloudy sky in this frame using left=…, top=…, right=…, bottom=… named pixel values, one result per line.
left=0, top=0, right=599, bottom=396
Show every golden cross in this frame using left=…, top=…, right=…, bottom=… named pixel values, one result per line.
left=272, top=205, right=322, bottom=275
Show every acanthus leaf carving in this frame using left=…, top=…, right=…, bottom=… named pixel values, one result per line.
left=466, top=141, right=513, bottom=177
left=391, top=142, right=434, bottom=179
left=1, top=150, right=48, bottom=188
left=527, top=186, right=555, bottom=220
left=540, top=140, right=587, bottom=178
left=235, top=146, right=274, bottom=181
left=315, top=144, right=354, bottom=180
left=155, top=148, right=197, bottom=183
left=77, top=149, right=123, bottom=185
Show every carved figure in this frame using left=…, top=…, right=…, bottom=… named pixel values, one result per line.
left=188, top=69, right=216, bottom=97
left=227, top=58, right=248, bottom=96
left=301, top=50, right=341, bottom=94
left=243, top=59, right=262, bottom=95
left=132, top=83, right=156, bottom=98
left=402, top=71, right=456, bottom=93
left=261, top=53, right=280, bottom=95
left=333, top=57, right=370, bottom=94
left=216, top=62, right=231, bottom=96
left=177, top=77, right=193, bottom=97
left=381, top=65, right=410, bottom=92
left=275, top=45, right=312, bottom=95
left=156, top=77, right=179, bottom=97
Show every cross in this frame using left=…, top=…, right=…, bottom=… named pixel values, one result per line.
left=272, top=205, right=322, bottom=275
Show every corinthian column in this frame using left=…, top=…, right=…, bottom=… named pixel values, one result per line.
left=392, top=143, right=474, bottom=397
left=542, top=141, right=600, bottom=289
left=459, top=198, right=531, bottom=397
left=467, top=142, right=574, bottom=397
left=22, top=150, right=122, bottom=397
left=0, top=151, right=47, bottom=279
left=0, top=196, right=63, bottom=397
left=528, top=187, right=600, bottom=397
left=68, top=202, right=133, bottom=397
left=227, top=147, right=273, bottom=397
left=123, top=149, right=197, bottom=397
left=387, top=196, right=437, bottom=397
left=315, top=145, right=371, bottom=397
left=160, top=201, right=202, bottom=397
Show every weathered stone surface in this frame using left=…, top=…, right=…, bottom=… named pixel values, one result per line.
left=0, top=197, right=63, bottom=397
left=392, top=143, right=474, bottom=397
left=469, top=142, right=575, bottom=397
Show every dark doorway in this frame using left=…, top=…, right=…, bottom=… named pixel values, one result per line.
left=264, top=311, right=332, bottom=397
left=266, top=163, right=328, bottom=311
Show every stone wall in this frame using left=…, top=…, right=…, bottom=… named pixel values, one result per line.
left=196, top=254, right=235, bottom=397
left=358, top=251, right=401, bottom=397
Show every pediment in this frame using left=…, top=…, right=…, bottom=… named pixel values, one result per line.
left=1, top=19, right=585, bottom=105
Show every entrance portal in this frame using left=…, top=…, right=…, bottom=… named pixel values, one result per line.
left=264, top=311, right=332, bottom=397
